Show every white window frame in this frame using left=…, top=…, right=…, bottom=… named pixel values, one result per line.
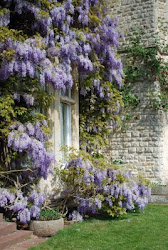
left=60, top=90, right=76, bottom=148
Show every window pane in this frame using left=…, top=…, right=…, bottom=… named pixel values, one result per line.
left=61, top=89, right=71, bottom=98
left=60, top=102, right=71, bottom=147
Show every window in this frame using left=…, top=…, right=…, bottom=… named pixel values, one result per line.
left=60, top=102, right=71, bottom=147
left=47, top=83, right=79, bottom=158
left=60, top=89, right=75, bottom=148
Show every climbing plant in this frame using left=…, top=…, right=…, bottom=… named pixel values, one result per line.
left=122, top=27, right=168, bottom=111
left=0, top=0, right=124, bottom=223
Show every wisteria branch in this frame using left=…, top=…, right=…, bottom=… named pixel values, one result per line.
left=0, top=168, right=33, bottom=175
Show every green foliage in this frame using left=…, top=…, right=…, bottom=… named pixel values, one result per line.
left=39, top=208, right=61, bottom=221
left=0, top=26, right=27, bottom=43
left=0, top=74, right=54, bottom=184
left=0, top=76, right=53, bottom=140
left=121, top=86, right=139, bottom=109
left=79, top=78, right=124, bottom=153
left=41, top=0, right=54, bottom=10
left=60, top=146, right=117, bottom=171
left=123, top=27, right=168, bottom=111
left=0, top=7, right=9, bottom=15
left=0, top=95, right=15, bottom=124
left=0, top=48, right=16, bottom=61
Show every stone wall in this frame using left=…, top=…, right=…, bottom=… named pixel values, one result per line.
left=158, top=0, right=168, bottom=52
left=111, top=0, right=168, bottom=48
left=106, top=0, right=168, bottom=184
left=106, top=80, right=168, bottom=183
left=111, top=0, right=158, bottom=47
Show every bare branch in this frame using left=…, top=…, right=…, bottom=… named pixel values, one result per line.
left=0, top=168, right=33, bottom=174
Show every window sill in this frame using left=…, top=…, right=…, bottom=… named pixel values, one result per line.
left=60, top=96, right=76, bottom=105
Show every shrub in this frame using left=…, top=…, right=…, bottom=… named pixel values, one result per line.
left=60, top=150, right=151, bottom=220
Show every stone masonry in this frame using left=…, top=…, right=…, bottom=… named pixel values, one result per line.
left=106, top=0, right=168, bottom=184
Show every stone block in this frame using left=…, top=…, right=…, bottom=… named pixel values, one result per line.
left=136, top=148, right=144, bottom=153
left=139, top=142, right=149, bottom=147
left=148, top=141, right=160, bottom=147
left=131, top=131, right=140, bottom=137
left=152, top=153, right=160, bottom=158
left=150, top=195, right=168, bottom=204
left=144, top=147, right=153, bottom=153
left=128, top=148, right=136, bottom=153
left=131, top=142, right=140, bottom=147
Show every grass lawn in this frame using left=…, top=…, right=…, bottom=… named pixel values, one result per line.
left=30, top=204, right=168, bottom=250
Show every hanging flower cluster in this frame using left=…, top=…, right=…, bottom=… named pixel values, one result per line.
left=8, top=121, right=53, bottom=180
left=0, top=189, right=45, bottom=223
left=0, top=0, right=123, bottom=91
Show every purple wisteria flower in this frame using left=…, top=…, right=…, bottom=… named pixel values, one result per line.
left=0, top=189, right=46, bottom=224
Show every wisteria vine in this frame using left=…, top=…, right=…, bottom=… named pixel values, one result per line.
left=0, top=0, right=124, bottom=153
left=0, top=0, right=125, bottom=223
